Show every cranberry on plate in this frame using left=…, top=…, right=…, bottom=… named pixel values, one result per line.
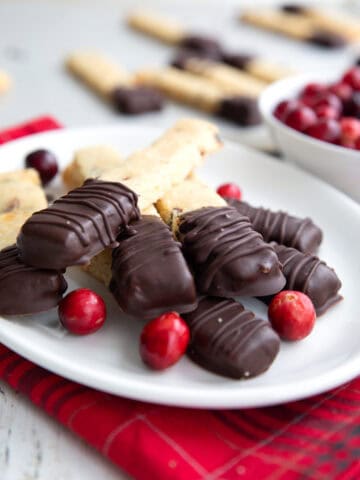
left=58, top=288, right=106, bottom=335
left=217, top=182, right=242, bottom=200
left=25, top=149, right=59, bottom=185
left=268, top=291, right=316, bottom=341
left=140, top=312, right=190, bottom=370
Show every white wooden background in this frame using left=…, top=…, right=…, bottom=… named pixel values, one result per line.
left=0, top=0, right=357, bottom=479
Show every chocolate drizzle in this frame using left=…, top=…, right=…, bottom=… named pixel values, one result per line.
left=17, top=179, right=140, bottom=270
left=227, top=199, right=322, bottom=254
left=178, top=206, right=285, bottom=297
left=260, top=244, right=342, bottom=315
left=184, top=297, right=280, bottom=379
left=109, top=215, right=197, bottom=319
left=0, top=245, right=67, bottom=315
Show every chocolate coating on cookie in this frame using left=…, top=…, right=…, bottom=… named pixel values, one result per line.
left=222, top=52, right=255, bottom=70
left=226, top=199, right=322, bottom=254
left=17, top=179, right=140, bottom=270
left=184, top=297, right=280, bottom=379
left=110, top=215, right=197, bottom=319
left=0, top=245, right=67, bottom=315
left=281, top=4, right=307, bottom=14
left=111, top=86, right=164, bottom=114
left=171, top=47, right=222, bottom=69
left=308, top=30, right=346, bottom=48
left=260, top=244, right=342, bottom=316
left=178, top=206, right=285, bottom=297
left=180, top=35, right=223, bottom=57
left=218, top=97, right=261, bottom=126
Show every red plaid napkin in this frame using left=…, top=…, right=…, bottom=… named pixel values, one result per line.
left=1, top=117, right=360, bottom=480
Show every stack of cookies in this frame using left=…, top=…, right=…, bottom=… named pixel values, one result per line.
left=0, top=119, right=342, bottom=379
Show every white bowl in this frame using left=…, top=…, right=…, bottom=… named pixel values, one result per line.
left=259, top=74, right=360, bottom=203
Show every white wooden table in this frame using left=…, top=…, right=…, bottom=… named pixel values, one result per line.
left=0, top=0, right=356, bottom=478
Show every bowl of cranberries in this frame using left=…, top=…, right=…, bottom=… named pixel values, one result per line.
left=259, top=67, right=360, bottom=202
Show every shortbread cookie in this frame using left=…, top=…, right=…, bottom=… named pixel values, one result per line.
left=156, top=179, right=285, bottom=297
left=0, top=71, right=11, bottom=94
left=241, top=10, right=346, bottom=48
left=0, top=181, right=47, bottom=214
left=128, top=10, right=185, bottom=45
left=99, top=118, right=222, bottom=210
left=156, top=177, right=226, bottom=225
left=66, top=51, right=164, bottom=113
left=0, top=169, right=46, bottom=214
left=63, top=119, right=221, bottom=211
left=177, top=58, right=266, bottom=97
left=136, top=67, right=261, bottom=125
left=281, top=5, right=360, bottom=43
left=184, top=297, right=280, bottom=379
left=222, top=53, right=294, bottom=83
left=66, top=51, right=133, bottom=97
left=109, top=215, right=197, bottom=319
left=0, top=169, right=41, bottom=186
left=0, top=245, right=67, bottom=316
left=83, top=205, right=158, bottom=286
left=62, top=145, right=124, bottom=190
left=128, top=10, right=222, bottom=58
left=0, top=169, right=47, bottom=250
left=0, top=210, right=38, bottom=251
left=17, top=179, right=140, bottom=270
left=136, top=67, right=222, bottom=112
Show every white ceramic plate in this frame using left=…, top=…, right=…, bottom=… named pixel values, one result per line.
left=0, top=125, right=359, bottom=409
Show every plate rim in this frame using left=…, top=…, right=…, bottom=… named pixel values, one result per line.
left=0, top=123, right=359, bottom=409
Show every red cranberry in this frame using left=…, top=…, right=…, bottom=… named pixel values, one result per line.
left=25, top=149, right=58, bottom=185
left=344, top=92, right=360, bottom=118
left=300, top=82, right=327, bottom=99
left=314, top=105, right=339, bottom=120
left=305, top=119, right=341, bottom=143
left=140, top=312, right=190, bottom=370
left=355, top=137, right=360, bottom=150
left=284, top=106, right=317, bottom=132
left=58, top=288, right=106, bottom=335
left=342, top=67, right=360, bottom=91
left=268, top=291, right=316, bottom=341
left=340, top=117, right=360, bottom=144
left=329, top=82, right=353, bottom=103
left=273, top=99, right=301, bottom=121
left=312, top=92, right=342, bottom=115
left=217, top=182, right=242, bottom=200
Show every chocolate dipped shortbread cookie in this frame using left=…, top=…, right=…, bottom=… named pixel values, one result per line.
left=260, top=244, right=342, bottom=316
left=66, top=51, right=164, bottom=114
left=227, top=199, right=322, bottom=254
left=184, top=296, right=280, bottom=379
left=157, top=178, right=285, bottom=297
left=0, top=245, right=67, bottom=316
left=109, top=215, right=197, bottom=319
left=136, top=67, right=261, bottom=126
left=241, top=9, right=346, bottom=48
left=17, top=179, right=140, bottom=270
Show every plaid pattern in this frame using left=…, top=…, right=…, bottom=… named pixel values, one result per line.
left=0, top=117, right=359, bottom=480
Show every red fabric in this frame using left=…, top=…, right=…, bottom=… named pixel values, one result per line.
left=1, top=117, right=360, bottom=480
